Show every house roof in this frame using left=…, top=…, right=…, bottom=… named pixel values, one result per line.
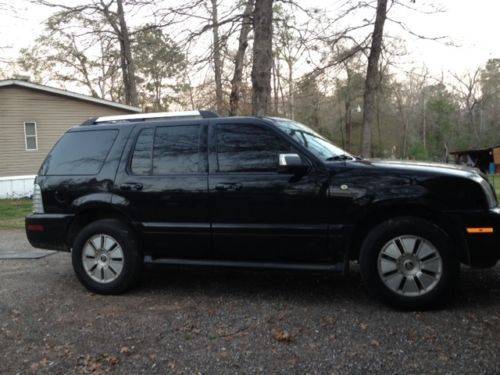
left=450, top=146, right=500, bottom=155
left=0, top=80, right=141, bottom=113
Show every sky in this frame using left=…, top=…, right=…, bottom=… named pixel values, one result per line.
left=1, top=0, right=500, bottom=78
left=388, top=0, right=500, bottom=74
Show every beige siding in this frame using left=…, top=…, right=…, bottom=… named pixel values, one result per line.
left=0, top=87, right=136, bottom=177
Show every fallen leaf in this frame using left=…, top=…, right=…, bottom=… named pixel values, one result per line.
left=120, top=346, right=131, bottom=356
left=106, top=355, right=119, bottom=366
left=271, top=328, right=291, bottom=342
left=321, top=315, right=337, bottom=325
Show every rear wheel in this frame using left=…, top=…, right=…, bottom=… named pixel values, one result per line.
left=359, top=217, right=460, bottom=310
left=72, top=219, right=142, bottom=294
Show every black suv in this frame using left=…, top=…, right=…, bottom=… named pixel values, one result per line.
left=26, top=110, right=500, bottom=309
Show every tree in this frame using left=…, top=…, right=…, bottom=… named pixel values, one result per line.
left=134, top=27, right=185, bottom=111
left=336, top=56, right=365, bottom=152
left=251, top=0, right=273, bottom=116
left=33, top=0, right=153, bottom=107
left=274, top=5, right=300, bottom=119
left=451, top=68, right=482, bottom=145
left=114, top=0, right=138, bottom=106
left=423, top=83, right=459, bottom=160
left=229, top=0, right=254, bottom=116
left=166, top=0, right=256, bottom=114
left=210, top=0, right=224, bottom=113
left=18, top=12, right=123, bottom=100
left=479, top=59, right=500, bottom=143
left=392, top=69, right=429, bottom=158
left=361, top=0, right=388, bottom=157
left=295, top=73, right=322, bottom=128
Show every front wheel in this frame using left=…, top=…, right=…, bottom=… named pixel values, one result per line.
left=359, top=217, right=460, bottom=310
left=72, top=219, right=142, bottom=294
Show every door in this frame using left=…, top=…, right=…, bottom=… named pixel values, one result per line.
left=114, top=122, right=210, bottom=259
left=208, top=120, right=331, bottom=262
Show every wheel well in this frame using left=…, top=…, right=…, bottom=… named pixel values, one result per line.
left=347, top=205, right=470, bottom=264
left=66, top=208, right=137, bottom=249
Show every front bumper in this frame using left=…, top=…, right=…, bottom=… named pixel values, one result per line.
left=25, top=213, right=74, bottom=251
left=451, top=207, right=500, bottom=267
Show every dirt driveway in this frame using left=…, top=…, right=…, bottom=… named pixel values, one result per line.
left=1, top=229, right=499, bottom=374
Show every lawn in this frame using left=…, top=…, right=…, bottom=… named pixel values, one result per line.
left=0, top=199, right=32, bottom=230
left=489, top=174, right=500, bottom=200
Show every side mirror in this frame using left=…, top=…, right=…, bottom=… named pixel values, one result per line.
left=278, top=153, right=307, bottom=174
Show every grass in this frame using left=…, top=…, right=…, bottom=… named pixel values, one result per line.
left=488, top=175, right=500, bottom=201
left=0, top=199, right=32, bottom=230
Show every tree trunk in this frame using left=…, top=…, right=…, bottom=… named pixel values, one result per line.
left=229, top=0, right=254, bottom=116
left=211, top=0, right=224, bottom=114
left=272, top=56, right=278, bottom=114
left=276, top=55, right=286, bottom=114
left=422, top=96, right=427, bottom=150
left=361, top=0, right=388, bottom=157
left=287, top=59, right=294, bottom=120
left=396, top=96, right=408, bottom=158
left=345, top=101, right=352, bottom=152
left=344, top=66, right=352, bottom=152
left=251, top=0, right=273, bottom=116
left=116, top=0, right=139, bottom=107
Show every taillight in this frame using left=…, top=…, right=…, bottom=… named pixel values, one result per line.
left=32, top=184, right=44, bottom=214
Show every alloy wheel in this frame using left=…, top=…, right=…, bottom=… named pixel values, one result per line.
left=82, top=234, right=124, bottom=284
left=377, top=235, right=443, bottom=297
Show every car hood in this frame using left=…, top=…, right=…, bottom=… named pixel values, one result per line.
left=344, top=159, right=481, bottom=179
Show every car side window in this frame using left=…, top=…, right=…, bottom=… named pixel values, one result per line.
left=131, top=128, right=154, bottom=175
left=43, top=130, right=118, bottom=176
left=216, top=123, right=291, bottom=173
left=153, top=125, right=200, bottom=174
left=131, top=125, right=201, bottom=175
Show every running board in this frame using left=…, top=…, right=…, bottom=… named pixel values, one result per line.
left=143, top=256, right=345, bottom=272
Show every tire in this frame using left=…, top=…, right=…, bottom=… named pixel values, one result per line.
left=359, top=217, right=460, bottom=310
left=71, top=219, right=142, bottom=294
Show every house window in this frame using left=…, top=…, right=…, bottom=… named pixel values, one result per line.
left=24, top=122, right=38, bottom=151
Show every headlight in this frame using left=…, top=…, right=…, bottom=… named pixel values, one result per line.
left=471, top=175, right=497, bottom=208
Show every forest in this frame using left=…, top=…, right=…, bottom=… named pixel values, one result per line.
left=3, top=0, right=500, bottom=160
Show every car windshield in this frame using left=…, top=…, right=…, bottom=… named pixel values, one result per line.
left=273, top=118, right=355, bottom=161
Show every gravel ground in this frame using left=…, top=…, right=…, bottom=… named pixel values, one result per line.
left=1, top=230, right=499, bottom=374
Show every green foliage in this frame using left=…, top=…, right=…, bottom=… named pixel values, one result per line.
left=134, top=26, right=186, bottom=110
left=488, top=174, right=500, bottom=200
left=18, top=10, right=123, bottom=100
left=294, top=75, right=322, bottom=128
left=479, top=59, right=500, bottom=145
left=408, top=143, right=429, bottom=161
left=336, top=70, right=365, bottom=103
left=481, top=58, right=500, bottom=102
left=424, top=83, right=459, bottom=160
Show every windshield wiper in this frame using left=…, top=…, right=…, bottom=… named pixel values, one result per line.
left=325, top=154, right=355, bottom=161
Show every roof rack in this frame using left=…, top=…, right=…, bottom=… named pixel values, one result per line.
left=81, top=110, right=218, bottom=126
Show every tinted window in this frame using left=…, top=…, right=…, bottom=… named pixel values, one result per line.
left=43, top=130, right=118, bottom=175
left=131, top=128, right=154, bottom=175
left=153, top=125, right=200, bottom=174
left=216, top=124, right=291, bottom=172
